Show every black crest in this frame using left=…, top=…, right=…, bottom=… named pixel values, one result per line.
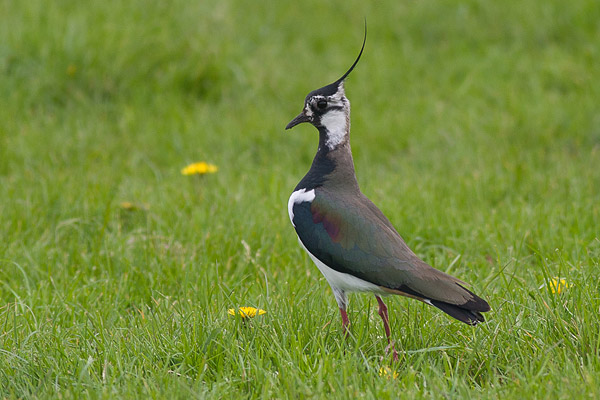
left=307, top=21, right=367, bottom=99
left=335, top=20, right=367, bottom=85
left=286, top=22, right=368, bottom=130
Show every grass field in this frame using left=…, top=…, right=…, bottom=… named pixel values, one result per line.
left=1, top=0, right=599, bottom=398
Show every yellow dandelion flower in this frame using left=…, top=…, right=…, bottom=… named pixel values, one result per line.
left=379, top=366, right=399, bottom=380
left=120, top=201, right=134, bottom=209
left=119, top=201, right=149, bottom=211
left=548, top=277, right=570, bottom=294
left=181, top=162, right=218, bottom=176
left=67, top=64, right=77, bottom=76
left=227, top=307, right=266, bottom=319
left=539, top=277, right=570, bottom=294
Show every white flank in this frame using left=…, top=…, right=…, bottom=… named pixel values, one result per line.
left=299, top=239, right=383, bottom=295
left=287, top=188, right=315, bottom=226
left=321, top=110, right=348, bottom=150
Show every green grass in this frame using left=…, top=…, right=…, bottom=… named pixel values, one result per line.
left=1, top=0, right=599, bottom=398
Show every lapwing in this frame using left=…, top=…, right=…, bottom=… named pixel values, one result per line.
left=285, top=28, right=490, bottom=357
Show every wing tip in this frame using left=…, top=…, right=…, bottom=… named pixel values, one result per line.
left=430, top=299, right=488, bottom=325
left=456, top=283, right=491, bottom=312
left=382, top=283, right=491, bottom=325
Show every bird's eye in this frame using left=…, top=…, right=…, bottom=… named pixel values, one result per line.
left=317, top=100, right=328, bottom=109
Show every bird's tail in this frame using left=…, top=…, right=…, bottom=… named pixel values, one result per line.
left=383, top=281, right=491, bottom=325
left=428, top=284, right=490, bottom=325
left=429, top=299, right=486, bottom=325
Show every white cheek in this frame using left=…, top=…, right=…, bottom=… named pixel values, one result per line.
left=321, top=110, right=347, bottom=149
left=304, top=105, right=313, bottom=118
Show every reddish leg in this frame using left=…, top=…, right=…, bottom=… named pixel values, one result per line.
left=375, top=296, right=398, bottom=361
left=339, top=307, right=350, bottom=336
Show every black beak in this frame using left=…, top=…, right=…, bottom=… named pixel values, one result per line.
left=285, top=111, right=311, bottom=130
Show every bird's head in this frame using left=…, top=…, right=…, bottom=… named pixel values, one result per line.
left=285, top=25, right=366, bottom=150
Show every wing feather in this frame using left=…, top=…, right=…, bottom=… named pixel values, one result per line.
left=292, top=187, right=483, bottom=307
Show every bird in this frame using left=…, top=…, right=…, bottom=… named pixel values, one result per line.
left=285, top=26, right=490, bottom=358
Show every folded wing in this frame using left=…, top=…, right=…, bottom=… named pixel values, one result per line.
left=291, top=187, right=490, bottom=319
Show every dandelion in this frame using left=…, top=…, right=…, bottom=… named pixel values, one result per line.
left=227, top=307, right=266, bottom=319
left=378, top=366, right=399, bottom=380
left=67, top=64, right=77, bottom=76
left=119, top=201, right=149, bottom=211
left=181, top=162, right=218, bottom=176
left=539, top=277, right=570, bottom=294
left=549, top=277, right=570, bottom=294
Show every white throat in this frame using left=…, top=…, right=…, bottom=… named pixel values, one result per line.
left=321, top=110, right=348, bottom=150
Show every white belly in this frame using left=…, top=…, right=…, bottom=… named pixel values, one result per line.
left=298, top=238, right=383, bottom=294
